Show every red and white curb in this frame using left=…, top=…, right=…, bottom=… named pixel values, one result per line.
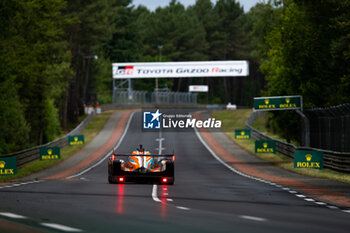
left=194, top=128, right=350, bottom=215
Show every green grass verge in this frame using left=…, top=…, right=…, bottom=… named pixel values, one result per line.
left=250, top=112, right=299, bottom=146
left=212, top=109, right=350, bottom=184
left=0, top=111, right=114, bottom=183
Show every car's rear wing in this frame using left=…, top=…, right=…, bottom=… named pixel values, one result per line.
left=113, top=154, right=174, bottom=157
left=111, top=152, right=175, bottom=162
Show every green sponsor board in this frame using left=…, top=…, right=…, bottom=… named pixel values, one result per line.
left=68, top=135, right=84, bottom=146
left=254, top=96, right=302, bottom=111
left=294, top=150, right=323, bottom=169
left=40, top=147, right=60, bottom=160
left=0, top=157, right=17, bottom=175
left=235, top=129, right=251, bottom=139
left=255, top=140, right=276, bottom=154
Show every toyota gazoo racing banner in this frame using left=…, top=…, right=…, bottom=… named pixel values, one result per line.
left=112, top=61, right=249, bottom=79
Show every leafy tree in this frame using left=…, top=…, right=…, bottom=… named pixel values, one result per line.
left=90, top=54, right=113, bottom=104
left=65, top=0, right=119, bottom=123
left=43, top=98, right=61, bottom=142
left=247, top=1, right=283, bottom=62
left=329, top=0, right=350, bottom=103
left=106, top=1, right=142, bottom=62
left=260, top=0, right=350, bottom=142
left=261, top=0, right=344, bottom=107
left=0, top=77, right=30, bottom=154
left=0, top=0, right=72, bottom=146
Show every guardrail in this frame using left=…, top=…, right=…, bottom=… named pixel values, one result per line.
left=0, top=114, right=95, bottom=167
left=0, top=104, right=225, bottom=168
left=246, top=111, right=350, bottom=173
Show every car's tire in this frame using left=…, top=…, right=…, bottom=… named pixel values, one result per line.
left=108, top=176, right=115, bottom=184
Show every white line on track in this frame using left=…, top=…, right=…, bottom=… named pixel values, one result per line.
left=176, top=206, right=190, bottom=210
left=152, top=129, right=188, bottom=211
left=240, top=215, right=266, bottom=222
left=0, top=212, right=27, bottom=219
left=194, top=127, right=347, bottom=214
left=66, top=112, right=135, bottom=179
left=327, top=206, right=339, bottom=209
left=0, top=180, right=44, bottom=189
left=152, top=184, right=161, bottom=202
left=155, top=131, right=165, bottom=154
left=41, top=223, right=82, bottom=232
left=315, top=202, right=326, bottom=205
left=194, top=128, right=250, bottom=178
left=152, top=129, right=164, bottom=203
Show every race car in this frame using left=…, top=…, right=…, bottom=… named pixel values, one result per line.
left=108, top=145, right=175, bottom=185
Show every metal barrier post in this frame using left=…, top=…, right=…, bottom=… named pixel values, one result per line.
left=295, top=109, right=310, bottom=147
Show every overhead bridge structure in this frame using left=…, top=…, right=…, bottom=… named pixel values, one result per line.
left=112, top=61, right=249, bottom=105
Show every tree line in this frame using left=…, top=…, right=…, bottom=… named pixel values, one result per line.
left=107, top=0, right=262, bottom=104
left=250, top=0, right=350, bottom=141
left=1, top=0, right=349, bottom=153
left=0, top=0, right=119, bottom=154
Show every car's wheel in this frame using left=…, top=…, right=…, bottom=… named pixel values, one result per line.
left=108, top=176, right=115, bottom=184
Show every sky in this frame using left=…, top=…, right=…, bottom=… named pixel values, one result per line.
left=132, top=0, right=261, bottom=12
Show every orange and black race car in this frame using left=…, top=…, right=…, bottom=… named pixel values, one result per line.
left=108, top=145, right=175, bottom=185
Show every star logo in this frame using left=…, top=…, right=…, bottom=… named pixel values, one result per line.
left=150, top=109, right=162, bottom=123
left=143, top=110, right=162, bottom=129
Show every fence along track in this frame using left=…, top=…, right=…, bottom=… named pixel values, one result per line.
left=0, top=102, right=208, bottom=168
left=0, top=114, right=94, bottom=167
left=246, top=111, right=350, bottom=173
left=3, top=106, right=350, bottom=172
left=304, top=103, right=350, bottom=152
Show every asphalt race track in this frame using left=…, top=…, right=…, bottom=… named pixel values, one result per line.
left=0, top=111, right=349, bottom=233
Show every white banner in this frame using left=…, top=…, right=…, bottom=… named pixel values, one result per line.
left=189, top=85, right=208, bottom=92
left=112, top=61, right=249, bottom=79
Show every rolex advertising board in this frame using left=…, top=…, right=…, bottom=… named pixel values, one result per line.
left=294, top=150, right=323, bottom=169
left=253, top=96, right=302, bottom=111
left=235, top=129, right=251, bottom=139
left=255, top=140, right=276, bottom=154
left=68, top=135, right=84, bottom=146
left=40, top=147, right=61, bottom=160
left=0, top=157, right=17, bottom=176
